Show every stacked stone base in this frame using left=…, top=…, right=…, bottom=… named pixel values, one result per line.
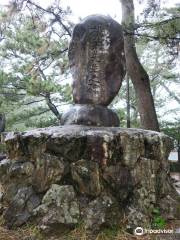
left=0, top=126, right=179, bottom=233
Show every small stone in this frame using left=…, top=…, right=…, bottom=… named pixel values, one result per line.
left=103, top=164, right=133, bottom=202
left=71, top=160, right=101, bottom=196
left=34, top=184, right=80, bottom=229
left=32, top=153, right=65, bottom=192
left=0, top=159, right=11, bottom=181
left=120, top=134, right=144, bottom=168
left=84, top=193, right=122, bottom=230
left=4, top=186, right=40, bottom=228
left=8, top=161, right=34, bottom=178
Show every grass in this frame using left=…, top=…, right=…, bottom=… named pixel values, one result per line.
left=0, top=222, right=43, bottom=240
left=0, top=219, right=179, bottom=240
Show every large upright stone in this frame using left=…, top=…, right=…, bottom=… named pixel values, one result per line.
left=68, top=15, right=126, bottom=106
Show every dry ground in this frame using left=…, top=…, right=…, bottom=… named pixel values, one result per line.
left=0, top=221, right=179, bottom=240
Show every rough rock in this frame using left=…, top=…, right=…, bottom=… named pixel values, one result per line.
left=61, top=104, right=120, bottom=127
left=126, top=206, right=149, bottom=231
left=0, top=185, right=4, bottom=214
left=0, top=191, right=3, bottom=202
left=33, top=184, right=80, bottom=229
left=103, top=164, right=133, bottom=202
left=0, top=125, right=179, bottom=231
left=8, top=161, right=34, bottom=178
left=0, top=159, right=11, bottom=182
left=31, top=153, right=65, bottom=193
left=84, top=193, right=121, bottom=230
left=69, top=15, right=125, bottom=106
left=160, top=195, right=180, bottom=219
left=4, top=186, right=40, bottom=228
left=71, top=160, right=101, bottom=196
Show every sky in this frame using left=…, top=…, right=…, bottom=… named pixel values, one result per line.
left=61, top=0, right=123, bottom=23
left=61, top=0, right=179, bottom=23
left=0, top=0, right=179, bottom=23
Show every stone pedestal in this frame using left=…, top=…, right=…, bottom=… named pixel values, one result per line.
left=0, top=126, right=179, bottom=232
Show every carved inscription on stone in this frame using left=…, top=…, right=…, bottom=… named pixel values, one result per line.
left=68, top=15, right=126, bottom=106
left=86, top=25, right=106, bottom=100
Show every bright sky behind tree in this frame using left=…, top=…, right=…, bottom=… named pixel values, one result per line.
left=0, top=0, right=179, bottom=23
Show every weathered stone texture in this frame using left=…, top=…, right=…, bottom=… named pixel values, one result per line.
left=69, top=15, right=126, bottom=106
left=33, top=184, right=80, bottom=230
left=61, top=104, right=120, bottom=127
left=71, top=160, right=101, bottom=196
left=0, top=126, right=179, bottom=232
left=4, top=186, right=40, bottom=228
left=61, top=15, right=125, bottom=127
left=84, top=193, right=121, bottom=230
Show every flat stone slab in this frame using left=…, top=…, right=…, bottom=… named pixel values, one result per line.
left=3, top=125, right=172, bottom=141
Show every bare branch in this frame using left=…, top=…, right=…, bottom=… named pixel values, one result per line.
left=24, top=99, right=45, bottom=105
left=124, top=30, right=180, bottom=41
left=160, top=82, right=180, bottom=104
left=45, top=93, right=61, bottom=119
left=26, top=0, right=72, bottom=36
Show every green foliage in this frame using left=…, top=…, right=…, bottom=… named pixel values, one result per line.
left=151, top=208, right=166, bottom=229
left=0, top=2, right=72, bottom=131
left=116, top=108, right=126, bottom=127
left=101, top=226, right=119, bottom=237
left=0, top=142, right=6, bottom=153
left=136, top=4, right=180, bottom=55
left=170, top=162, right=180, bottom=172
left=161, top=120, right=180, bottom=149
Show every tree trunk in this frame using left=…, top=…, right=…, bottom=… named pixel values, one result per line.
left=126, top=74, right=131, bottom=128
left=120, top=0, right=160, bottom=131
left=178, top=143, right=180, bottom=164
left=45, top=94, right=61, bottom=120
left=0, top=113, right=5, bottom=133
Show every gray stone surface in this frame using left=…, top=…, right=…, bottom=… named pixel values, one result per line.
left=8, top=161, right=34, bottom=178
left=71, top=160, right=101, bottom=196
left=84, top=193, right=121, bottom=230
left=34, top=184, right=80, bottom=229
left=61, top=14, right=126, bottom=127
left=103, top=164, right=133, bottom=202
left=4, top=186, right=40, bottom=228
left=61, top=104, right=120, bottom=127
left=0, top=125, right=179, bottom=231
left=69, top=15, right=126, bottom=106
left=0, top=159, right=11, bottom=182
left=31, top=153, right=65, bottom=193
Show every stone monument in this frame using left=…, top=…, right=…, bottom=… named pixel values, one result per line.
left=61, top=15, right=126, bottom=127
left=0, top=15, right=179, bottom=238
